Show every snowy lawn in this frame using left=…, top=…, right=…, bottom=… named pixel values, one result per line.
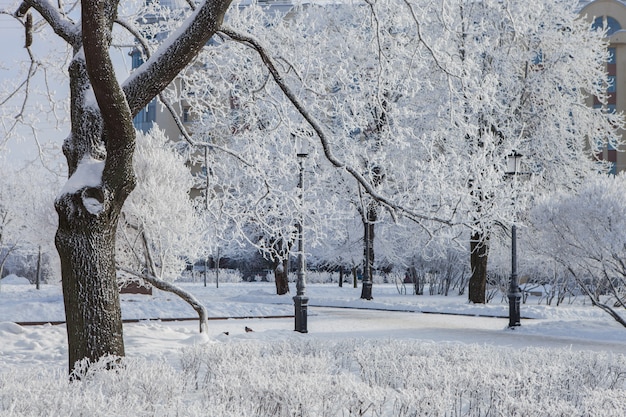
left=2, top=281, right=626, bottom=416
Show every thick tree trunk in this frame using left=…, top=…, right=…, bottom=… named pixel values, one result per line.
left=55, top=192, right=125, bottom=373
left=24, top=0, right=231, bottom=376
left=53, top=41, right=133, bottom=374
left=55, top=0, right=137, bottom=373
left=468, top=231, right=489, bottom=304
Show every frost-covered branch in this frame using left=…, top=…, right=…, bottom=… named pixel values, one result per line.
left=118, top=266, right=209, bottom=333
left=15, top=0, right=80, bottom=46
left=219, top=26, right=454, bottom=227
left=122, top=0, right=232, bottom=116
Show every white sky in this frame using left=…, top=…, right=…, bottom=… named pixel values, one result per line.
left=0, top=0, right=132, bottom=168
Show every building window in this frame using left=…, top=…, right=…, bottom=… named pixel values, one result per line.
left=133, top=99, right=157, bottom=132
left=130, top=50, right=144, bottom=69
left=593, top=16, right=622, bottom=36
left=608, top=76, right=616, bottom=93
left=608, top=47, right=617, bottom=64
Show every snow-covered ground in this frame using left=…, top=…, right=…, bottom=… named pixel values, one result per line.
left=2, top=278, right=626, bottom=415
left=2, top=277, right=625, bottom=351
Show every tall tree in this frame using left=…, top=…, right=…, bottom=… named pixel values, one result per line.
left=430, top=0, right=622, bottom=303
left=11, top=0, right=232, bottom=374
left=176, top=1, right=454, bottom=298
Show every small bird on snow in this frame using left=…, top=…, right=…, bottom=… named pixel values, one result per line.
left=245, top=326, right=254, bottom=333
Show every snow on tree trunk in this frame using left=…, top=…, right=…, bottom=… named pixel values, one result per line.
left=54, top=38, right=135, bottom=373
left=17, top=0, right=232, bottom=375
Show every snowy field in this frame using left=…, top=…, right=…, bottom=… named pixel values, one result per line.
left=2, top=278, right=626, bottom=415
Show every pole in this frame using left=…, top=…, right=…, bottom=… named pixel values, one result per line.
left=215, top=247, right=220, bottom=289
left=508, top=224, right=521, bottom=327
left=36, top=245, right=42, bottom=290
left=294, top=153, right=308, bottom=333
left=361, top=220, right=373, bottom=300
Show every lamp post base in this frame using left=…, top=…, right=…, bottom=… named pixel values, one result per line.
left=293, top=295, right=308, bottom=333
left=508, top=292, right=521, bottom=328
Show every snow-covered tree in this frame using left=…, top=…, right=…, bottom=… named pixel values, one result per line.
left=425, top=0, right=623, bottom=303
left=0, top=165, right=25, bottom=279
left=117, top=128, right=201, bottom=282
left=0, top=160, right=59, bottom=285
left=3, top=0, right=232, bottom=374
left=529, top=173, right=626, bottom=326
left=169, top=1, right=457, bottom=298
left=173, top=0, right=621, bottom=304
left=115, top=128, right=211, bottom=331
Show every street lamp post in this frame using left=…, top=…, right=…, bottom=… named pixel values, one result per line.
left=506, top=151, right=522, bottom=328
left=294, top=151, right=308, bottom=333
left=508, top=223, right=521, bottom=327
left=361, top=220, right=373, bottom=300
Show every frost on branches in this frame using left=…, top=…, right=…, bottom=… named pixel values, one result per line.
left=163, top=0, right=621, bottom=301
left=1, top=0, right=622, bottom=373
left=530, top=174, right=626, bottom=327
left=115, top=128, right=211, bottom=332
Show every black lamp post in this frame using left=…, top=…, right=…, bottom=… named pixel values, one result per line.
left=505, top=151, right=522, bottom=328
left=361, top=221, right=373, bottom=300
left=294, top=150, right=308, bottom=333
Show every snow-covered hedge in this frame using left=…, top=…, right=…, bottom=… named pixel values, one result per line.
left=179, top=268, right=243, bottom=284
left=2, top=339, right=625, bottom=416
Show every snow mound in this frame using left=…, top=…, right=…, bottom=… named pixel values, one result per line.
left=182, top=332, right=212, bottom=345
left=0, top=322, right=26, bottom=335
left=1, top=274, right=30, bottom=285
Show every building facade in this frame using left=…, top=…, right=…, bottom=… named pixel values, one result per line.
left=580, top=0, right=626, bottom=173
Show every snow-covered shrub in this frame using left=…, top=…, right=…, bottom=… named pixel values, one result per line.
left=3, top=339, right=626, bottom=416
left=116, top=128, right=202, bottom=283
left=180, top=268, right=243, bottom=284
left=529, top=173, right=626, bottom=326
left=177, top=339, right=626, bottom=416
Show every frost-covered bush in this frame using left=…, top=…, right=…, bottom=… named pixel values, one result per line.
left=116, top=128, right=202, bottom=283
left=293, top=270, right=389, bottom=285
left=3, top=339, right=626, bottom=416
left=180, top=268, right=243, bottom=284
left=529, top=173, right=626, bottom=325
